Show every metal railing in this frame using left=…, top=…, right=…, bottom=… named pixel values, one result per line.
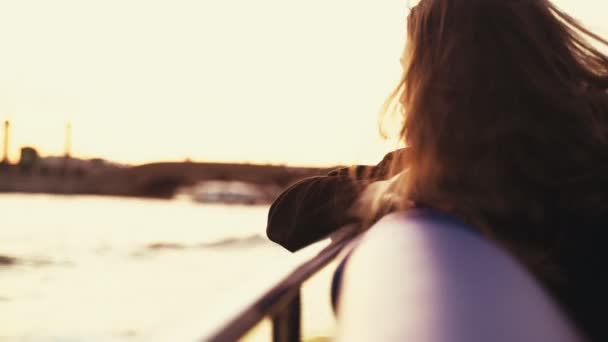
left=204, top=225, right=359, bottom=342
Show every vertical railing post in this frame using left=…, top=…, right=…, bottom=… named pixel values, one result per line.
left=271, top=290, right=301, bottom=342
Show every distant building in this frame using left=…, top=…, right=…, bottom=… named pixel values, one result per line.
left=19, top=147, right=40, bottom=172
left=36, top=156, right=124, bottom=177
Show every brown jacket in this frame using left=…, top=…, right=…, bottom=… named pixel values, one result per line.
left=266, top=149, right=408, bottom=252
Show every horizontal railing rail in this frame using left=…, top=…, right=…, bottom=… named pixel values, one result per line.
left=203, top=225, right=360, bottom=342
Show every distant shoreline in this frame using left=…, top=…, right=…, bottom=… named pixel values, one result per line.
left=0, top=161, right=334, bottom=200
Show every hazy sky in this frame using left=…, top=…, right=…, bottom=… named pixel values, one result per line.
left=0, top=0, right=606, bottom=166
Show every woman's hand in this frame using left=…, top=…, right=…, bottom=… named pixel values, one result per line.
left=349, top=172, right=411, bottom=223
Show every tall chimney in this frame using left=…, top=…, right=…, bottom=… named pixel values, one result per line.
left=2, top=120, right=9, bottom=164
left=64, top=122, right=72, bottom=158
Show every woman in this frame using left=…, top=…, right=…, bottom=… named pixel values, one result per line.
left=366, top=0, right=608, bottom=340
left=270, top=0, right=608, bottom=340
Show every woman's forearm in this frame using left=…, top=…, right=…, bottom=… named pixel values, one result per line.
left=266, top=148, right=409, bottom=252
left=266, top=176, right=368, bottom=252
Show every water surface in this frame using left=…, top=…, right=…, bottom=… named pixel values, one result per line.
left=0, top=194, right=335, bottom=341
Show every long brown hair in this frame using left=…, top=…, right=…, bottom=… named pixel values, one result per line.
left=381, top=0, right=608, bottom=242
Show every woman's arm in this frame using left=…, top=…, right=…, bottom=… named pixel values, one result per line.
left=266, top=148, right=408, bottom=252
left=266, top=175, right=368, bottom=252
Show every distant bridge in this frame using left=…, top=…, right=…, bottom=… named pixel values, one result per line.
left=88, top=162, right=332, bottom=198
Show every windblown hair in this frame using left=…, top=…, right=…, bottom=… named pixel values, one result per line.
left=381, top=0, right=608, bottom=243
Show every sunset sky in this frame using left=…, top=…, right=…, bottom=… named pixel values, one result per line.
left=0, top=0, right=606, bottom=166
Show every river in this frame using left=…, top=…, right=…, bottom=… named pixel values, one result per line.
left=0, top=194, right=336, bottom=341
